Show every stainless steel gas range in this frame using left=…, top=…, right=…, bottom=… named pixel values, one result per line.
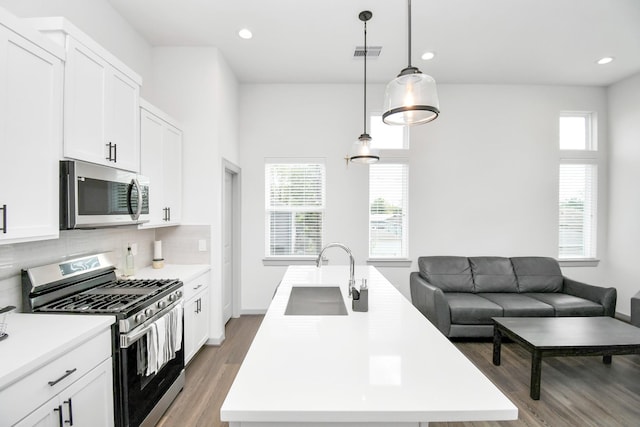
left=22, top=252, right=185, bottom=427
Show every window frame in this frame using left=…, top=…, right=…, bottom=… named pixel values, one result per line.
left=558, top=111, right=599, bottom=262
left=263, top=158, right=326, bottom=264
left=367, top=158, right=410, bottom=263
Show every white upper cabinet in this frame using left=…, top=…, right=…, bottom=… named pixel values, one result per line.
left=0, top=9, right=64, bottom=245
left=140, top=100, right=183, bottom=228
left=29, top=17, right=142, bottom=172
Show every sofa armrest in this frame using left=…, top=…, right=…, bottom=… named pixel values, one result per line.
left=563, top=277, right=617, bottom=317
left=410, top=272, right=451, bottom=336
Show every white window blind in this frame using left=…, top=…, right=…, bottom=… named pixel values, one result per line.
left=559, top=163, right=597, bottom=258
left=265, top=161, right=325, bottom=257
left=369, top=163, right=409, bottom=258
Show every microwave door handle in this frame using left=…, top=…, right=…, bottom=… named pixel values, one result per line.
left=129, top=178, right=143, bottom=221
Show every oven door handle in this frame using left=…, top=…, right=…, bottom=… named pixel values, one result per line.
left=120, top=300, right=182, bottom=348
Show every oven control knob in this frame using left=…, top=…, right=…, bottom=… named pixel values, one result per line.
left=134, top=313, right=146, bottom=323
left=176, top=290, right=183, bottom=298
left=169, top=293, right=177, bottom=302
left=157, top=301, right=166, bottom=309
left=144, top=308, right=153, bottom=317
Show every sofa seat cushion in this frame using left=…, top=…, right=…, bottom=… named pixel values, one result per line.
left=525, top=293, right=604, bottom=316
left=445, top=293, right=503, bottom=324
left=418, top=256, right=474, bottom=292
left=469, top=257, right=518, bottom=292
left=511, top=257, right=563, bottom=292
left=478, top=293, right=555, bottom=317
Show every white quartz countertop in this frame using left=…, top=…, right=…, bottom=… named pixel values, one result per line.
left=129, top=264, right=210, bottom=283
left=221, top=265, right=517, bottom=425
left=0, top=313, right=115, bottom=390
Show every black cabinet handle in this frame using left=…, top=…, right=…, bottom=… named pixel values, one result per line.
left=48, top=368, right=77, bottom=386
left=113, top=143, right=117, bottom=162
left=167, top=207, right=171, bottom=222
left=54, top=405, right=64, bottom=427
left=64, top=398, right=74, bottom=425
left=105, top=142, right=113, bottom=161
left=1, top=204, right=6, bottom=234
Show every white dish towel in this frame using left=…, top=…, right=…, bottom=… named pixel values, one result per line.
left=145, top=303, right=183, bottom=376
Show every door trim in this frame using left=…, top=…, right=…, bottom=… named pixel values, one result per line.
left=222, top=159, right=241, bottom=319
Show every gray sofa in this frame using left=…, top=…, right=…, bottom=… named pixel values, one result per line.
left=410, top=256, right=617, bottom=338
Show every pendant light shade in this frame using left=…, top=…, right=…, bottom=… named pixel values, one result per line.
left=350, top=133, right=379, bottom=164
left=349, top=11, right=379, bottom=164
left=382, top=0, right=439, bottom=126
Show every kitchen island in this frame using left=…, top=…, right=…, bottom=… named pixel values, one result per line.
left=221, top=265, right=517, bottom=426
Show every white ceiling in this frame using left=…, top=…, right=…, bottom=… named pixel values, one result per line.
left=108, top=0, right=640, bottom=86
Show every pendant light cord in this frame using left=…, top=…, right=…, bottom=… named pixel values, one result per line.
left=407, top=0, right=412, bottom=68
left=363, top=19, right=368, bottom=135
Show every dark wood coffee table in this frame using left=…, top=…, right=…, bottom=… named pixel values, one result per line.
left=492, top=316, right=640, bottom=400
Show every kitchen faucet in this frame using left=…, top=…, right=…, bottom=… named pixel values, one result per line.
left=316, top=243, right=355, bottom=297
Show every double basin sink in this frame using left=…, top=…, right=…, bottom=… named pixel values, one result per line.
left=284, top=286, right=348, bottom=316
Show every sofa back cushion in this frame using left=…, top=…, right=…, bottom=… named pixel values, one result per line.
left=511, top=256, right=563, bottom=292
left=418, top=256, right=474, bottom=292
left=469, top=257, right=518, bottom=292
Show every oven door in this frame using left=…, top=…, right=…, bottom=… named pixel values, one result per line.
left=60, top=160, right=150, bottom=229
left=116, top=306, right=184, bottom=427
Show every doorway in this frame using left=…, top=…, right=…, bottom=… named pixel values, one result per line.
left=222, top=160, right=241, bottom=324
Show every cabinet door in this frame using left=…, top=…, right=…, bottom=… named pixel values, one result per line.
left=163, top=124, right=182, bottom=224
left=139, top=105, right=182, bottom=228
left=63, top=37, right=108, bottom=166
left=15, top=358, right=114, bottom=427
left=183, top=296, right=199, bottom=364
left=194, top=287, right=210, bottom=351
left=0, top=26, right=62, bottom=245
left=106, top=69, right=139, bottom=172
left=140, top=109, right=165, bottom=226
left=14, top=396, right=61, bottom=427
left=59, top=358, right=114, bottom=427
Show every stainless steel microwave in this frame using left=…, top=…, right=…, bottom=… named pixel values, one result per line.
left=60, top=160, right=150, bottom=229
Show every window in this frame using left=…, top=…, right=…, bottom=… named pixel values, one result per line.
left=265, top=160, right=325, bottom=257
left=558, top=112, right=597, bottom=259
left=370, top=113, right=408, bottom=149
left=559, top=112, right=595, bottom=150
left=369, top=162, right=409, bottom=258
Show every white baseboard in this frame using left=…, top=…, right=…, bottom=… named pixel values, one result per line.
left=240, top=309, right=268, bottom=315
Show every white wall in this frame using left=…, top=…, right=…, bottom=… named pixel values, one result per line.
left=239, top=83, right=609, bottom=311
left=150, top=47, right=239, bottom=342
left=0, top=0, right=153, bottom=97
left=606, top=71, right=640, bottom=316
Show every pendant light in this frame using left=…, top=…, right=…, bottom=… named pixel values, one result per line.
left=349, top=10, right=379, bottom=164
left=382, top=0, right=439, bottom=126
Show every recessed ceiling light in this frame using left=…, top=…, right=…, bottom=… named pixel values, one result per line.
left=238, top=28, right=253, bottom=40
left=421, top=51, right=435, bottom=61
left=596, top=56, right=614, bottom=65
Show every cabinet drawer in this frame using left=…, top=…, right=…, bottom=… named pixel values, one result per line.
left=0, top=329, right=111, bottom=426
left=183, top=271, right=210, bottom=301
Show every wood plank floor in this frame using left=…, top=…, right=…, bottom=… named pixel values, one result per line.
left=157, top=315, right=640, bottom=427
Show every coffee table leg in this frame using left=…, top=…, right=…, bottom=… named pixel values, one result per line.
left=603, top=355, right=612, bottom=364
left=531, top=350, right=542, bottom=400
left=493, top=326, right=502, bottom=366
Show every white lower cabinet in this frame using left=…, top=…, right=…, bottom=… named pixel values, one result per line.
left=15, top=358, right=114, bottom=427
left=1, top=328, right=114, bottom=427
left=184, top=272, right=210, bottom=364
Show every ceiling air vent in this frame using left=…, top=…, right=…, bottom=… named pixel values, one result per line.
left=353, top=46, right=382, bottom=58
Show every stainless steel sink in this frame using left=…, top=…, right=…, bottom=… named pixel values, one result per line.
left=284, top=286, right=348, bottom=315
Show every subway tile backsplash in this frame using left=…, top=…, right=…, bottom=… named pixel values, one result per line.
left=0, top=225, right=211, bottom=310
